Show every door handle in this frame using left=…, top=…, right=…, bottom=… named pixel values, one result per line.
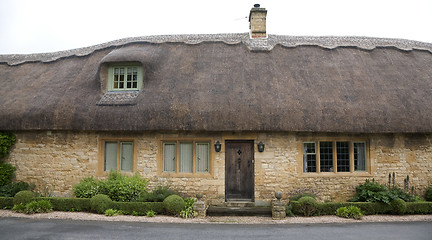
left=238, top=158, right=241, bottom=170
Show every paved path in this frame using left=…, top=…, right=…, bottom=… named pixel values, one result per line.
left=0, top=217, right=431, bottom=240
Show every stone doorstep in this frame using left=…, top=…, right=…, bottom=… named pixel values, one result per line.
left=206, top=201, right=272, bottom=216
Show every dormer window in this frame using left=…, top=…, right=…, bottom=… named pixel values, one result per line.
left=108, top=64, right=143, bottom=91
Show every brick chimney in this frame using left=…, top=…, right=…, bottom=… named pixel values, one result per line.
left=249, top=4, right=267, bottom=39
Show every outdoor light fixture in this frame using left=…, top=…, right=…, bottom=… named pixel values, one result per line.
left=258, top=141, right=265, bottom=152
left=214, top=141, right=222, bottom=152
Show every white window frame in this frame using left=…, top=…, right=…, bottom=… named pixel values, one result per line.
left=108, top=64, right=143, bottom=91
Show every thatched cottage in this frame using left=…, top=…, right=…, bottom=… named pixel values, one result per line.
left=1, top=6, right=431, bottom=205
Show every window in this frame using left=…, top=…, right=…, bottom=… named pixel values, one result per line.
left=162, top=141, right=210, bottom=173
left=302, top=140, right=368, bottom=173
left=108, top=65, right=143, bottom=91
left=101, top=140, right=135, bottom=173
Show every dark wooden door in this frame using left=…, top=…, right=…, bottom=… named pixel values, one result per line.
left=225, top=140, right=254, bottom=201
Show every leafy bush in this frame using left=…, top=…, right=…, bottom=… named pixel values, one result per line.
left=73, top=172, right=149, bottom=202
left=0, top=162, right=15, bottom=187
left=146, top=210, right=156, bottom=217
left=137, top=185, right=177, bottom=202
left=24, top=200, right=53, bottom=214
left=112, top=201, right=164, bottom=215
left=289, top=192, right=317, bottom=202
left=0, top=197, right=13, bottom=209
left=0, top=131, right=16, bottom=159
left=105, top=208, right=122, bottom=216
left=425, top=186, right=432, bottom=201
left=295, top=196, right=318, bottom=217
left=350, top=179, right=417, bottom=204
left=405, top=202, right=432, bottom=214
left=90, top=194, right=112, bottom=214
left=12, top=203, right=26, bottom=213
left=163, top=195, right=185, bottom=215
left=0, top=181, right=34, bottom=197
left=73, top=177, right=102, bottom=199
left=102, top=172, right=148, bottom=202
left=391, top=198, right=407, bottom=215
left=285, top=204, right=294, bottom=217
left=179, top=198, right=197, bottom=219
left=39, top=197, right=91, bottom=212
left=336, top=206, right=363, bottom=219
left=13, top=190, right=34, bottom=205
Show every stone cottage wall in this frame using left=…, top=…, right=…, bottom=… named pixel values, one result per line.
left=5, top=131, right=432, bottom=203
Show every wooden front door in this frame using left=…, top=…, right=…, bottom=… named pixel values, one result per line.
left=225, top=140, right=254, bottom=201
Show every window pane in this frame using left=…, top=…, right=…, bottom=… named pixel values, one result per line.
left=337, top=142, right=350, bottom=172
left=179, top=143, right=193, bottom=173
left=320, top=142, right=333, bottom=172
left=196, top=143, right=209, bottom=172
left=104, top=142, right=117, bottom=171
left=354, top=142, right=366, bottom=171
left=120, top=142, right=133, bottom=172
left=303, top=142, right=316, bottom=172
left=163, top=143, right=176, bottom=172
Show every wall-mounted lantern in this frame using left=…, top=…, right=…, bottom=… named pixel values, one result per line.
left=258, top=141, right=265, bottom=152
left=214, top=141, right=222, bottom=152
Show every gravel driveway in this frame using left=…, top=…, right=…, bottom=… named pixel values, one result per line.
left=1, top=210, right=431, bottom=224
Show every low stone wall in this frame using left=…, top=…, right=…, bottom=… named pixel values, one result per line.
left=5, top=131, right=432, bottom=204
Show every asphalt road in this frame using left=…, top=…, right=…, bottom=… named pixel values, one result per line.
left=0, top=217, right=431, bottom=240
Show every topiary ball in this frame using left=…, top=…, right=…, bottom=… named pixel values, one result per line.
left=391, top=198, right=407, bottom=215
left=90, top=194, right=113, bottom=214
left=163, top=194, right=185, bottom=215
left=13, top=190, right=35, bottom=205
left=297, top=196, right=318, bottom=217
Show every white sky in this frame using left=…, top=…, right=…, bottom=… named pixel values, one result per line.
left=0, top=0, right=431, bottom=54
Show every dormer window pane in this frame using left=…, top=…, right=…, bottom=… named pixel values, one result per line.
left=108, top=65, right=142, bottom=91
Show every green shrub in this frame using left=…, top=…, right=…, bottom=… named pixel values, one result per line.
left=104, top=208, right=122, bottom=216
left=0, top=162, right=15, bottom=187
left=73, top=177, right=102, bottom=199
left=146, top=210, right=156, bottom=217
left=336, top=206, right=363, bottom=219
left=13, top=190, right=34, bottom=205
left=285, top=204, right=294, bottom=217
left=0, top=181, right=34, bottom=197
left=405, top=202, right=432, bottom=214
left=24, top=200, right=53, bottom=214
left=289, top=192, right=317, bottom=202
left=38, top=197, right=91, bottom=212
left=90, top=194, right=112, bottom=214
left=137, top=185, right=177, bottom=202
left=179, top=198, right=197, bottom=219
left=425, top=186, right=432, bottom=201
left=350, top=179, right=417, bottom=204
left=391, top=198, right=407, bottom=215
left=102, top=172, right=148, bottom=202
left=163, top=195, right=185, bottom=215
left=12, top=203, right=26, bottom=213
left=0, top=131, right=16, bottom=159
left=73, top=172, right=149, bottom=202
left=0, top=197, right=13, bottom=209
left=295, top=196, right=318, bottom=217
left=111, top=201, right=164, bottom=215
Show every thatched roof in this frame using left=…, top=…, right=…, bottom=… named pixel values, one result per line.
left=1, top=34, right=431, bottom=133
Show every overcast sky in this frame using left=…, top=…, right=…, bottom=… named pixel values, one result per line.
left=1, top=0, right=431, bottom=54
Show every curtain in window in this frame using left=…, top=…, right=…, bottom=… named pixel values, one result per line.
left=354, top=142, right=366, bottom=171
left=179, top=143, right=193, bottom=173
left=303, top=143, right=308, bottom=172
left=104, top=142, right=117, bottom=171
left=163, top=143, right=176, bottom=172
left=196, top=143, right=209, bottom=172
left=120, top=142, right=133, bottom=171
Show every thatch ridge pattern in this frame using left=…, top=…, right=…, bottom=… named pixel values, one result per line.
left=1, top=33, right=431, bottom=65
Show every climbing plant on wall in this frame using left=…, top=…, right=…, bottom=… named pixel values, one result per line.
left=0, top=131, right=16, bottom=159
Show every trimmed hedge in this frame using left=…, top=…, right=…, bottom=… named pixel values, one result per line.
left=0, top=197, right=13, bottom=209
left=38, top=197, right=91, bottom=212
left=112, top=202, right=164, bottom=215
left=291, top=201, right=432, bottom=216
